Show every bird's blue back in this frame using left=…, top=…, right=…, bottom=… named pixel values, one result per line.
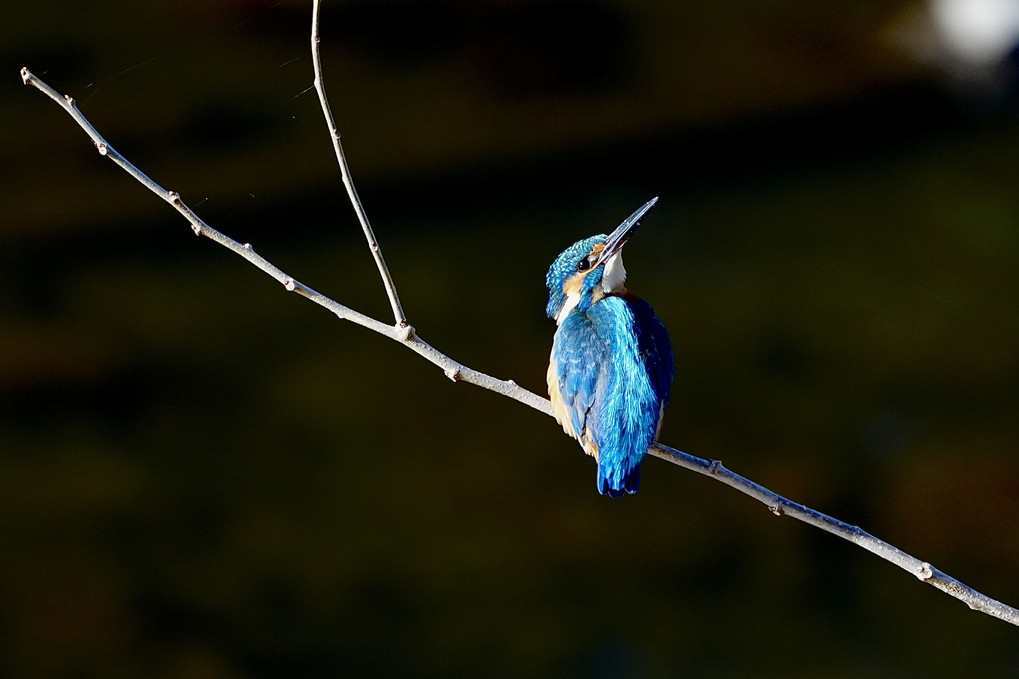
left=550, top=293, right=673, bottom=496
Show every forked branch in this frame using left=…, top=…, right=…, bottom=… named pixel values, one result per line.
left=17, top=67, right=546, bottom=417
left=18, top=0, right=1019, bottom=629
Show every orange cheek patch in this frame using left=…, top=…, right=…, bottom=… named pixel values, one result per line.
left=563, top=272, right=584, bottom=296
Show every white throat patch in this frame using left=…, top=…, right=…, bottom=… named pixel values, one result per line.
left=600, top=252, right=627, bottom=294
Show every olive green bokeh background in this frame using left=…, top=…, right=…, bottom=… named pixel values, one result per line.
left=3, top=1, right=1019, bottom=676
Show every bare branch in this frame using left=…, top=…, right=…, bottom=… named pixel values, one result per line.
left=20, top=41, right=1019, bottom=629
left=310, top=0, right=407, bottom=328
left=19, top=66, right=546, bottom=416
left=647, top=443, right=1019, bottom=626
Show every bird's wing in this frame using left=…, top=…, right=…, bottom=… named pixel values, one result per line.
left=628, top=296, right=674, bottom=407
left=549, top=313, right=608, bottom=451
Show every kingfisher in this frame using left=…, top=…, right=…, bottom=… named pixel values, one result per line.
left=546, top=197, right=674, bottom=497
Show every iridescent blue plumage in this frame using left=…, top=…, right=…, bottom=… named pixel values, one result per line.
left=546, top=198, right=674, bottom=497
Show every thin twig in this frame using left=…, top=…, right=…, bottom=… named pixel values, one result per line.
left=20, top=47, right=1019, bottom=629
left=310, top=0, right=407, bottom=328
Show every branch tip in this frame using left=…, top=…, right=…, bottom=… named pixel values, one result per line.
left=20, top=67, right=31, bottom=84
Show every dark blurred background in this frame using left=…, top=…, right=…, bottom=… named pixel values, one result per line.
left=4, top=0, right=1019, bottom=676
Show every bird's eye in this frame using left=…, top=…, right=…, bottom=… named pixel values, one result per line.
left=577, top=257, right=592, bottom=272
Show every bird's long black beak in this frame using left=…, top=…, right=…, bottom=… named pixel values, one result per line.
left=593, top=197, right=658, bottom=268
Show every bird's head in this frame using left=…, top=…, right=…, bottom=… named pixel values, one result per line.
left=545, top=197, right=658, bottom=324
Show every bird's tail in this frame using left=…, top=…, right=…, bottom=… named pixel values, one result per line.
left=597, top=464, right=640, bottom=498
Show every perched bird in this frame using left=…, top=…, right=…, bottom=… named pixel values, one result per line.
left=545, top=198, right=674, bottom=497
